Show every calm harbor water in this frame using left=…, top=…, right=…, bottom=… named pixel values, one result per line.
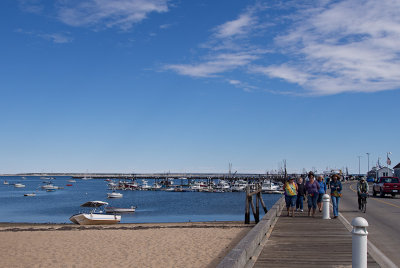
left=0, top=176, right=281, bottom=224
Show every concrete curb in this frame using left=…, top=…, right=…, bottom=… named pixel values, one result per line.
left=217, top=196, right=285, bottom=268
left=338, top=212, right=398, bottom=268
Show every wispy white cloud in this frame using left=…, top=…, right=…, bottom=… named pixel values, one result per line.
left=258, top=0, right=400, bottom=95
left=165, top=4, right=268, bottom=84
left=165, top=52, right=259, bottom=78
left=39, top=33, right=73, bottom=43
left=167, top=0, right=400, bottom=95
left=214, top=13, right=256, bottom=39
left=16, top=28, right=73, bottom=44
left=56, top=0, right=169, bottom=30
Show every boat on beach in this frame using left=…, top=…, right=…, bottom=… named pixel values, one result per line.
left=70, top=201, right=121, bottom=225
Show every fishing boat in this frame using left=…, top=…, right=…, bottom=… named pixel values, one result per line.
left=107, top=191, right=123, bottom=198
left=41, top=183, right=58, bottom=190
left=151, top=182, right=162, bottom=190
left=231, top=180, right=248, bottom=192
left=14, top=183, right=26, bottom=188
left=140, top=180, right=152, bottom=190
left=105, top=206, right=136, bottom=214
left=70, top=201, right=121, bottom=225
left=261, top=180, right=283, bottom=194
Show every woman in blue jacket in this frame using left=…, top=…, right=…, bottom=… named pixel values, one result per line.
left=317, top=175, right=327, bottom=212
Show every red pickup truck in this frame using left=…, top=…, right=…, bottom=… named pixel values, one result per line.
left=372, top=177, right=400, bottom=197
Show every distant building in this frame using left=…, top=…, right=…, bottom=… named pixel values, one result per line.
left=367, top=167, right=378, bottom=178
left=377, top=167, right=394, bottom=177
left=394, top=163, right=400, bottom=178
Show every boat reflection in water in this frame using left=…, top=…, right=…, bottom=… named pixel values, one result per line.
left=70, top=201, right=121, bottom=225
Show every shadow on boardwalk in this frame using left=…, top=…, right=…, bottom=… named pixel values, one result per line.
left=253, top=210, right=379, bottom=268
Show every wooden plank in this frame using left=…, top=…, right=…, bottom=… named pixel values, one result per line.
left=252, top=210, right=379, bottom=267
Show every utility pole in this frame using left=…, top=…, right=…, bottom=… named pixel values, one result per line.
left=357, top=156, right=362, bottom=176
left=366, top=153, right=370, bottom=174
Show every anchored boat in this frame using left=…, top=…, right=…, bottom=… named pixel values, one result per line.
left=105, top=206, right=136, bottom=214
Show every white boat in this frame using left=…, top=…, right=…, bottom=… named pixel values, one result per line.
left=215, top=180, right=231, bottom=191
left=107, top=191, right=123, bottom=198
left=105, top=206, right=136, bottom=213
left=140, top=180, right=152, bottom=190
left=231, top=180, right=248, bottom=192
left=41, top=183, right=58, bottom=190
left=70, top=201, right=121, bottom=225
left=24, top=193, right=36, bottom=197
left=262, top=180, right=282, bottom=194
left=68, top=179, right=76, bottom=183
left=14, top=183, right=26, bottom=188
left=3, top=181, right=9, bottom=185
left=164, top=187, right=175, bottom=192
left=151, top=182, right=162, bottom=190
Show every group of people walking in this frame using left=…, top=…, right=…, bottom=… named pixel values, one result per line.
left=284, top=172, right=343, bottom=218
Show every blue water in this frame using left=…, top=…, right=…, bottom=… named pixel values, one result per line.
left=0, top=176, right=281, bottom=224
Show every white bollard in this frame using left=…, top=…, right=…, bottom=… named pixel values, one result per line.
left=351, top=217, right=369, bottom=268
left=322, top=194, right=330, bottom=219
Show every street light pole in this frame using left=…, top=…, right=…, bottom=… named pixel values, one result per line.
left=358, top=156, right=362, bottom=176
left=366, top=153, right=370, bottom=174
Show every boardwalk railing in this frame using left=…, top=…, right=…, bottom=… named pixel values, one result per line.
left=218, top=196, right=285, bottom=268
left=245, top=184, right=268, bottom=224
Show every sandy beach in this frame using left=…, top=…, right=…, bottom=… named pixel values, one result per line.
left=0, top=222, right=251, bottom=268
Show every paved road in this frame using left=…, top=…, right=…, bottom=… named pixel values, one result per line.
left=339, top=180, right=400, bottom=266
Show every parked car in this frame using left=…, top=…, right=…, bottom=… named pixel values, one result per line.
left=366, top=177, right=375, bottom=183
left=372, top=177, right=400, bottom=197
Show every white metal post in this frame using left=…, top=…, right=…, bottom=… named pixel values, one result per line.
left=351, top=217, right=369, bottom=268
left=322, top=194, right=330, bottom=219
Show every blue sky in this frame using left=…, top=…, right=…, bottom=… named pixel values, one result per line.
left=0, top=0, right=399, bottom=174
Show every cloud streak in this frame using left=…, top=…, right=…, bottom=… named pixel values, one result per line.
left=255, top=0, right=400, bottom=95
left=56, top=0, right=169, bottom=30
left=166, top=0, right=400, bottom=95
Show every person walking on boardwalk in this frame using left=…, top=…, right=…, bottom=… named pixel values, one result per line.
left=284, top=177, right=298, bottom=217
left=317, top=175, right=327, bottom=212
left=357, top=177, right=369, bottom=210
left=330, top=174, right=343, bottom=218
left=305, top=172, right=320, bottom=217
left=296, top=177, right=306, bottom=212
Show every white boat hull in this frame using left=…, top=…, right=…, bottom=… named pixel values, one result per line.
left=107, top=192, right=123, bottom=198
left=69, top=213, right=121, bottom=225
left=105, top=207, right=136, bottom=213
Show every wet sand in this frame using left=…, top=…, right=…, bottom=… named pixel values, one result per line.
left=0, top=222, right=252, bottom=268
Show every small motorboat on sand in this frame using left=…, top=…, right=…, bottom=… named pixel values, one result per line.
left=70, top=201, right=121, bottom=225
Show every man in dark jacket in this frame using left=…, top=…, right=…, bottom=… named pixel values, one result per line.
left=296, top=177, right=306, bottom=211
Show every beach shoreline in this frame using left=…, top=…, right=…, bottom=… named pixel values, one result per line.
left=0, top=221, right=252, bottom=268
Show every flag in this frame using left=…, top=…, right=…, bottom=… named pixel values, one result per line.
left=387, top=156, right=391, bottom=165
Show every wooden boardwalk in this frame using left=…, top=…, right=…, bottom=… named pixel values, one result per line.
left=253, top=210, right=379, bottom=268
